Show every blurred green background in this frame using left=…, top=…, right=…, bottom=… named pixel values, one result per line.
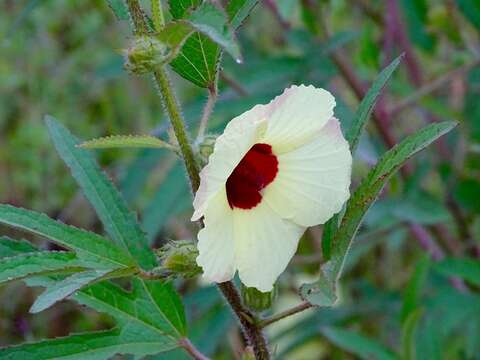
left=1, top=0, right=480, bottom=359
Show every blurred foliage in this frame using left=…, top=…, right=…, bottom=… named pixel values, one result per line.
left=1, top=0, right=480, bottom=359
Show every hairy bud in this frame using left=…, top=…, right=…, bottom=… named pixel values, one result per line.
left=124, top=36, right=169, bottom=74
left=157, top=240, right=201, bottom=279
left=196, top=134, right=218, bottom=167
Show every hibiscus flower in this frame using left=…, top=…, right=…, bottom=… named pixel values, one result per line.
left=192, top=85, right=352, bottom=292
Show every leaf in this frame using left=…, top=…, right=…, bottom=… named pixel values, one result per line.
left=402, top=309, right=424, bottom=360
left=30, top=269, right=113, bottom=314
left=226, top=0, right=258, bottom=29
left=45, top=116, right=157, bottom=270
left=79, top=134, right=176, bottom=151
left=74, top=279, right=187, bottom=339
left=322, top=56, right=403, bottom=259
left=170, top=0, right=255, bottom=87
left=0, top=205, right=135, bottom=270
left=302, top=121, right=457, bottom=306
left=320, top=326, right=397, bottom=360
left=0, top=236, right=37, bottom=258
left=169, top=0, right=201, bottom=19
left=346, top=55, right=403, bottom=155
left=434, top=258, right=480, bottom=286
left=0, top=325, right=177, bottom=360
left=401, top=256, right=430, bottom=321
left=456, top=0, right=480, bottom=31
left=0, top=251, right=83, bottom=285
left=400, top=0, right=436, bottom=51
left=107, top=0, right=129, bottom=20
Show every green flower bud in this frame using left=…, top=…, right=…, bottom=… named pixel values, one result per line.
left=124, top=36, right=170, bottom=74
left=241, top=283, right=277, bottom=312
left=196, top=134, right=218, bottom=167
left=157, top=240, right=201, bottom=279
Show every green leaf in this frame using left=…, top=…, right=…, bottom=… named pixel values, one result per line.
left=322, top=55, right=403, bottom=260
left=402, top=309, right=424, bottom=360
left=0, top=236, right=37, bottom=258
left=226, top=0, right=258, bottom=29
left=0, top=205, right=135, bottom=270
left=302, top=121, right=457, bottom=306
left=320, top=327, right=397, bottom=360
left=79, top=134, right=176, bottom=151
left=456, top=0, right=480, bottom=31
left=400, top=0, right=437, bottom=51
left=346, top=55, right=403, bottom=154
left=0, top=325, right=177, bottom=360
left=0, top=251, right=83, bottom=285
left=169, top=0, right=201, bottom=19
left=170, top=0, right=254, bottom=87
left=74, top=279, right=187, bottom=339
left=434, top=258, right=480, bottom=286
left=45, top=116, right=157, bottom=270
left=30, top=269, right=112, bottom=314
left=107, top=0, right=129, bottom=20
left=401, top=256, right=431, bottom=321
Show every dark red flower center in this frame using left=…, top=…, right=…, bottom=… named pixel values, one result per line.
left=226, top=143, right=278, bottom=209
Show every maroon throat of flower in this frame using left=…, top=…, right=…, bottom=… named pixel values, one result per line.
left=226, top=143, right=278, bottom=209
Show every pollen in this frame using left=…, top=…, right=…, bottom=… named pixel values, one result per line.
left=226, top=143, right=278, bottom=209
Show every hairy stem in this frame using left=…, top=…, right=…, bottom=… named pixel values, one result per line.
left=197, top=87, right=217, bottom=141
left=125, top=2, right=270, bottom=358
left=151, top=0, right=165, bottom=31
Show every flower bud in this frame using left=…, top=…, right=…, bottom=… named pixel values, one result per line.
left=196, top=134, right=218, bottom=167
left=157, top=240, right=201, bottom=279
left=241, top=283, right=277, bottom=312
left=124, top=36, right=169, bottom=74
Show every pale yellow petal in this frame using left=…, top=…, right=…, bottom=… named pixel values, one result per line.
left=260, top=85, right=336, bottom=153
left=263, top=118, right=351, bottom=227
left=233, top=201, right=306, bottom=292
left=196, top=189, right=236, bottom=283
left=192, top=107, right=267, bottom=221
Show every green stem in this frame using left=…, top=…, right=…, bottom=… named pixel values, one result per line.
left=151, top=0, right=165, bottom=31
left=154, top=69, right=201, bottom=191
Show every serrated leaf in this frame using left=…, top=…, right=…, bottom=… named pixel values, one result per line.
left=0, top=325, right=177, bottom=360
left=79, top=134, right=176, bottom=151
left=227, top=0, right=258, bottom=29
left=434, top=258, right=480, bottom=286
left=75, top=278, right=187, bottom=339
left=0, top=205, right=135, bottom=270
left=169, top=0, right=201, bottom=19
left=322, top=56, right=403, bottom=260
left=0, top=251, right=84, bottom=285
left=302, top=121, right=457, bottom=306
left=107, top=0, right=129, bottom=20
left=320, top=327, right=397, bottom=360
left=170, top=0, right=254, bottom=87
left=30, top=269, right=113, bottom=314
left=45, top=116, right=157, bottom=271
left=0, top=236, right=37, bottom=258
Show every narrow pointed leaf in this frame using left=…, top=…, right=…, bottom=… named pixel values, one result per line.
left=0, top=205, right=135, bottom=270
left=322, top=55, right=403, bottom=259
left=227, top=0, right=258, bottom=29
left=107, top=0, right=129, bottom=20
left=302, top=121, right=457, bottom=306
left=0, top=251, right=83, bottom=285
left=45, top=116, right=157, bottom=270
left=79, top=134, right=176, bottom=151
left=30, top=269, right=112, bottom=314
left=0, top=236, right=37, bottom=258
left=0, top=325, right=177, bottom=360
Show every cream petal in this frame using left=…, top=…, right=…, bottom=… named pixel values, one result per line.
left=192, top=106, right=267, bottom=221
left=196, top=189, right=236, bottom=283
left=233, top=201, right=306, bottom=292
left=260, top=84, right=336, bottom=154
left=263, top=118, right=352, bottom=227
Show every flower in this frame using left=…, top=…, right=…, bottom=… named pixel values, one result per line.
left=192, top=85, right=352, bottom=292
